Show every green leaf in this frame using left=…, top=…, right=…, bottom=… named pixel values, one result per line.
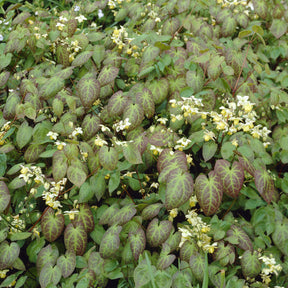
left=146, top=218, right=172, bottom=247
left=108, top=171, right=120, bottom=194
left=16, top=121, right=33, bottom=149
left=195, top=171, right=223, bottom=216
left=238, top=30, right=252, bottom=38
left=52, top=150, right=68, bottom=182
left=272, top=218, right=288, bottom=256
left=40, top=77, right=65, bottom=100
left=123, top=142, right=143, bottom=164
left=64, top=222, right=87, bottom=256
left=97, top=66, right=119, bottom=87
left=0, top=241, right=20, bottom=270
left=99, top=225, right=122, bottom=259
left=226, top=225, right=253, bottom=251
left=89, top=171, right=106, bottom=201
left=134, top=259, right=157, bottom=288
left=92, top=45, right=105, bottom=67
left=77, top=77, right=101, bottom=110
left=0, top=71, right=10, bottom=87
left=73, top=203, right=94, bottom=233
left=67, top=163, right=87, bottom=188
left=98, top=146, right=118, bottom=171
left=202, top=141, right=218, bottom=162
left=39, top=264, right=61, bottom=288
left=165, top=171, right=194, bottom=210
left=189, top=252, right=205, bottom=281
left=215, top=160, right=244, bottom=198
left=107, top=91, right=128, bottom=117
left=270, top=19, right=287, bottom=39
left=129, top=227, right=146, bottom=261
left=10, top=232, right=31, bottom=241
left=27, top=237, right=45, bottom=263
left=186, top=70, right=204, bottom=94
left=240, top=250, right=261, bottom=278
left=79, top=181, right=94, bottom=203
left=141, top=203, right=163, bottom=220
left=220, top=141, right=235, bottom=160
left=41, top=207, right=65, bottom=242
left=71, top=51, right=93, bottom=67
left=57, top=251, right=76, bottom=278
left=254, top=169, right=275, bottom=204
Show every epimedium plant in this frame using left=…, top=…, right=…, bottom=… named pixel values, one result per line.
left=0, top=0, right=288, bottom=287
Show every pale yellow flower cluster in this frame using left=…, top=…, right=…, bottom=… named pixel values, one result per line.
left=179, top=209, right=217, bottom=253
left=0, top=121, right=11, bottom=145
left=259, top=254, right=282, bottom=284
left=111, top=26, right=140, bottom=57
left=8, top=214, right=26, bottom=234
left=203, top=95, right=271, bottom=145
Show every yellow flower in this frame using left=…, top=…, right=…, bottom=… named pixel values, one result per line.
left=126, top=48, right=132, bottom=55
left=0, top=269, right=9, bottom=278
left=105, top=174, right=110, bottom=180
left=231, top=139, right=238, bottom=147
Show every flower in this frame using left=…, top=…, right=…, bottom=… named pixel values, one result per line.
left=47, top=131, right=58, bottom=140
left=203, top=130, right=216, bottom=141
left=56, top=22, right=65, bottom=31
left=64, top=210, right=79, bottom=220
left=75, top=15, right=87, bottom=23
left=74, top=5, right=80, bottom=12
left=0, top=34, right=3, bottom=41
left=55, top=141, right=66, bottom=150
left=94, top=135, right=108, bottom=147
left=0, top=269, right=9, bottom=278
left=98, top=9, right=104, bottom=18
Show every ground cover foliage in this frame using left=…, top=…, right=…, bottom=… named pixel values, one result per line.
left=0, top=0, right=288, bottom=287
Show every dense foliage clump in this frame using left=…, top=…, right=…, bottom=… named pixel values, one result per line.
left=0, top=0, right=288, bottom=287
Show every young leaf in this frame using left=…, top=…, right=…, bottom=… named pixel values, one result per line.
left=39, top=263, right=61, bottom=288
left=99, top=146, right=118, bottom=171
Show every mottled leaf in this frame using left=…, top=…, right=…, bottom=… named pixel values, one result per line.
left=195, top=171, right=223, bottom=216
left=226, top=225, right=253, bottom=251
left=64, top=222, right=87, bottom=256
left=72, top=51, right=93, bottom=66
left=254, top=169, right=275, bottom=204
left=165, top=171, right=193, bottom=210
left=41, top=207, right=65, bottom=242
left=99, top=225, right=122, bottom=259
left=129, top=227, right=146, bottom=261
left=77, top=77, right=101, bottom=110
left=56, top=251, right=76, bottom=278
left=0, top=181, right=10, bottom=213
left=99, top=146, right=118, bottom=170
left=146, top=218, right=172, bottom=247
left=39, top=263, right=61, bottom=288
left=98, top=66, right=119, bottom=87
left=0, top=241, right=20, bottom=270
left=240, top=250, right=261, bottom=278
left=215, top=159, right=244, bottom=198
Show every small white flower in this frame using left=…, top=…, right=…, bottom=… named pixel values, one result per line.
left=75, top=15, right=87, bottom=23
left=74, top=5, right=80, bottom=12
left=47, top=131, right=59, bottom=140
left=0, top=34, right=3, bottom=41
left=98, top=9, right=104, bottom=19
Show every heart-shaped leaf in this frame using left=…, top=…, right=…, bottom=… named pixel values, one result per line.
left=41, top=207, right=65, bottom=242
left=215, top=159, right=244, bottom=198
left=36, top=244, right=59, bottom=273
left=56, top=251, right=76, bottom=278
left=240, top=250, right=261, bottom=278
left=64, top=222, right=87, bottom=256
left=254, top=169, right=275, bottom=204
left=99, top=146, right=118, bottom=170
left=39, top=263, right=61, bottom=288
left=99, top=225, right=122, bottom=259
left=129, top=227, right=146, bottom=261
left=195, top=171, right=223, bottom=216
left=165, top=171, right=194, bottom=210
left=146, top=218, right=172, bottom=247
left=0, top=181, right=10, bottom=213
left=0, top=241, right=20, bottom=270
left=225, top=225, right=253, bottom=251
